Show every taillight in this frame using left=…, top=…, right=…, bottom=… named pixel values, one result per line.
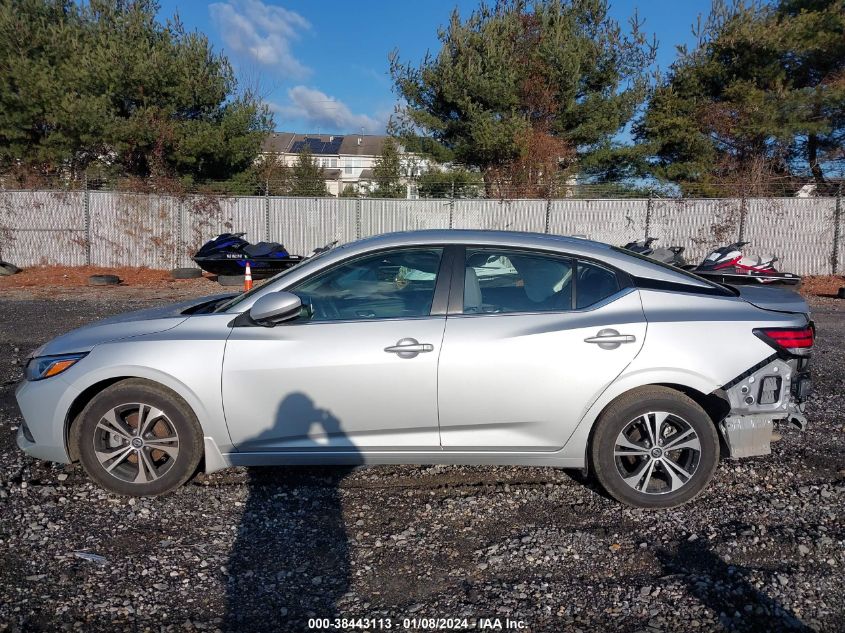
left=754, top=326, right=814, bottom=355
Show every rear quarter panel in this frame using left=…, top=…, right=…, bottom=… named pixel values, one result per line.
left=559, top=289, right=808, bottom=459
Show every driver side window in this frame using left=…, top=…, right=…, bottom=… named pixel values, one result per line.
left=291, top=248, right=443, bottom=322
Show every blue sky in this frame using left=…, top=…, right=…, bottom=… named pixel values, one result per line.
left=157, top=0, right=714, bottom=135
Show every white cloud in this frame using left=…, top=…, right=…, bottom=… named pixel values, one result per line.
left=273, top=86, right=386, bottom=133
left=209, top=0, right=310, bottom=77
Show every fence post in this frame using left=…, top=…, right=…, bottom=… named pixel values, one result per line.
left=174, top=197, right=182, bottom=269
left=738, top=195, right=747, bottom=242
left=645, top=193, right=653, bottom=238
left=83, top=174, right=91, bottom=266
left=449, top=182, right=455, bottom=229
left=544, top=197, right=552, bottom=234
left=355, top=195, right=362, bottom=240
left=264, top=178, right=271, bottom=241
left=833, top=185, right=842, bottom=275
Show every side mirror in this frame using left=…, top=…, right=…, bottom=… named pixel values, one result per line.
left=248, top=291, right=303, bottom=326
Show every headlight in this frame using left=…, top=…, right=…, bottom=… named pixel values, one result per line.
left=24, top=353, right=87, bottom=381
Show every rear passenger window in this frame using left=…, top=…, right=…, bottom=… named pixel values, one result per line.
left=463, top=249, right=623, bottom=314
left=576, top=261, right=620, bottom=308
left=464, top=249, right=574, bottom=314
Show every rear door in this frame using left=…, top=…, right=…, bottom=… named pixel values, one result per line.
left=437, top=246, right=647, bottom=450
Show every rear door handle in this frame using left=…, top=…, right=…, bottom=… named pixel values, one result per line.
left=584, top=328, right=636, bottom=350
left=384, top=337, right=434, bottom=358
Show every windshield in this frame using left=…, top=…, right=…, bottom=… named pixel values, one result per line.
left=214, top=251, right=330, bottom=312
left=611, top=246, right=737, bottom=296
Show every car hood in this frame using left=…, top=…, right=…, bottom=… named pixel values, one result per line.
left=734, top=284, right=810, bottom=316
left=31, top=294, right=234, bottom=357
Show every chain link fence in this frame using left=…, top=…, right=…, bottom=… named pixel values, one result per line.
left=0, top=189, right=842, bottom=275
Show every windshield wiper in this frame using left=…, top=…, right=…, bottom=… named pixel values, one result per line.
left=184, top=295, right=237, bottom=315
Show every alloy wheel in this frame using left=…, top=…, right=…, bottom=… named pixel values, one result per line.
left=92, top=403, right=180, bottom=484
left=613, top=411, right=702, bottom=495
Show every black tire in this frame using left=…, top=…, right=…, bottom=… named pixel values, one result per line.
left=171, top=267, right=203, bottom=279
left=88, top=274, right=121, bottom=286
left=217, top=274, right=245, bottom=287
left=0, top=261, right=21, bottom=276
left=71, top=379, right=204, bottom=496
left=591, top=386, right=719, bottom=509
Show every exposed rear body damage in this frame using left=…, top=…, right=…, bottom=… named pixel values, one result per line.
left=632, top=282, right=812, bottom=459
left=719, top=355, right=810, bottom=457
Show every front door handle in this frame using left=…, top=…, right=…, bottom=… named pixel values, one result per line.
left=384, top=337, right=434, bottom=359
left=584, top=328, right=636, bottom=350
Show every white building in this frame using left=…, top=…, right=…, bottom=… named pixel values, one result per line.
left=261, top=132, right=432, bottom=198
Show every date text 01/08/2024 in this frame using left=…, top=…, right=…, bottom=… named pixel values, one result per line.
left=306, top=617, right=528, bottom=630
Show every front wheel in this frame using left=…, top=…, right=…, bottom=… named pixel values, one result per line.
left=591, top=387, right=719, bottom=509
left=71, top=379, right=203, bottom=496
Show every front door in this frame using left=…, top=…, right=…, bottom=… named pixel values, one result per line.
left=223, top=246, right=448, bottom=452
left=437, top=247, right=646, bottom=450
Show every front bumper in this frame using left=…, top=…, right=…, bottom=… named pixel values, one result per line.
left=14, top=377, right=79, bottom=464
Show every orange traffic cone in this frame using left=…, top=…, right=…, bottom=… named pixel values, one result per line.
left=244, top=262, right=253, bottom=292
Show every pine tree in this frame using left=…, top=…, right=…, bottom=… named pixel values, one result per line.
left=389, top=0, right=656, bottom=197
left=0, top=0, right=272, bottom=185
left=417, top=168, right=484, bottom=198
left=370, top=138, right=406, bottom=198
left=635, top=0, right=845, bottom=195
left=289, top=147, right=329, bottom=197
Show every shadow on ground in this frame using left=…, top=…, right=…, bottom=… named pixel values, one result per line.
left=656, top=539, right=812, bottom=632
left=224, top=393, right=357, bottom=631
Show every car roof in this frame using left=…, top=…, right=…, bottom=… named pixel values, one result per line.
left=334, top=230, right=714, bottom=288
left=347, top=229, right=609, bottom=251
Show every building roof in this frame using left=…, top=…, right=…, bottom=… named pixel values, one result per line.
left=262, top=132, right=297, bottom=153
left=262, top=132, right=388, bottom=157
left=338, top=135, right=387, bottom=156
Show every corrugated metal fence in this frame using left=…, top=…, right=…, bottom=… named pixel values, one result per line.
left=0, top=191, right=841, bottom=275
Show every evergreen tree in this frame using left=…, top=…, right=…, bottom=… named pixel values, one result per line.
left=339, top=183, right=359, bottom=197
left=289, top=147, right=329, bottom=197
left=635, top=0, right=845, bottom=195
left=390, top=0, right=656, bottom=197
left=370, top=138, right=406, bottom=198
left=776, top=0, right=845, bottom=186
left=0, top=0, right=272, bottom=184
left=417, top=168, right=484, bottom=198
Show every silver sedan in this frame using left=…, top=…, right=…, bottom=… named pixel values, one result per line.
left=15, top=230, right=813, bottom=508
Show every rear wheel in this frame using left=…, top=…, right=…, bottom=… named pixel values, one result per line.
left=72, top=379, right=203, bottom=496
left=591, top=387, right=719, bottom=509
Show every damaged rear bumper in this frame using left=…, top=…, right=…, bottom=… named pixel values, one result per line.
left=717, top=356, right=810, bottom=458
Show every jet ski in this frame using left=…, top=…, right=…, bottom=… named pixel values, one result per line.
left=192, top=233, right=304, bottom=277
left=693, top=241, right=801, bottom=286
left=622, top=237, right=687, bottom=267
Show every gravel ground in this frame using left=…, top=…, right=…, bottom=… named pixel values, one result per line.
left=0, top=289, right=843, bottom=633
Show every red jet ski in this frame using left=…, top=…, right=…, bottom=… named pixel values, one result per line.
left=693, top=241, right=800, bottom=286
